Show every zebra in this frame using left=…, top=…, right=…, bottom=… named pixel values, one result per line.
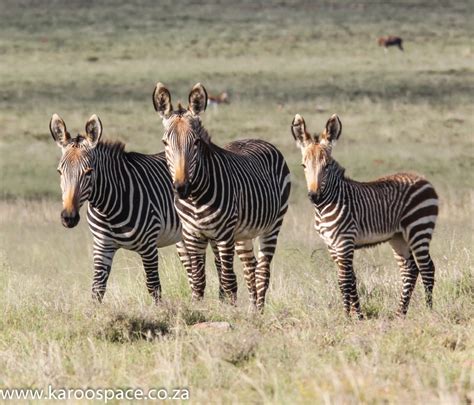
left=49, top=113, right=203, bottom=303
left=152, top=83, right=291, bottom=311
left=291, top=113, right=438, bottom=318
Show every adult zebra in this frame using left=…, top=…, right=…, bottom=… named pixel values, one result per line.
left=291, top=113, right=438, bottom=318
left=152, top=83, right=291, bottom=311
left=50, top=113, right=202, bottom=303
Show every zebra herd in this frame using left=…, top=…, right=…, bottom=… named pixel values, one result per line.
left=50, top=83, right=438, bottom=318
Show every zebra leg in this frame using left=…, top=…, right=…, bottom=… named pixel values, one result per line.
left=236, top=240, right=257, bottom=309
left=334, top=244, right=358, bottom=317
left=176, top=240, right=194, bottom=292
left=349, top=273, right=363, bottom=319
left=411, top=246, right=436, bottom=309
left=210, top=240, right=225, bottom=300
left=328, top=245, right=362, bottom=318
left=139, top=245, right=161, bottom=304
left=216, top=239, right=238, bottom=304
left=183, top=230, right=208, bottom=300
left=255, top=227, right=281, bottom=312
left=394, top=253, right=419, bottom=316
left=91, top=243, right=117, bottom=303
left=390, top=235, right=419, bottom=316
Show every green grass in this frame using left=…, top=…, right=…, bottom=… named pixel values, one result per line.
left=0, top=0, right=473, bottom=403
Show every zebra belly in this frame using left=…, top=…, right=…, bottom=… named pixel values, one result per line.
left=88, top=209, right=181, bottom=251
left=156, top=227, right=182, bottom=248
left=179, top=214, right=267, bottom=241
left=234, top=226, right=268, bottom=240
left=354, top=232, right=396, bottom=249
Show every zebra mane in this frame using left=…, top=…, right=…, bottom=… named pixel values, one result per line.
left=199, top=127, right=211, bottom=144
left=331, top=159, right=346, bottom=179
left=95, top=139, right=126, bottom=155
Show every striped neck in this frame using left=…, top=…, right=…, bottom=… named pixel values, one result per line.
left=186, top=142, right=221, bottom=205
left=88, top=142, right=129, bottom=214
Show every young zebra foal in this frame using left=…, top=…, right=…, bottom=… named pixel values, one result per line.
left=50, top=114, right=194, bottom=303
left=153, top=83, right=291, bottom=311
left=291, top=114, right=438, bottom=318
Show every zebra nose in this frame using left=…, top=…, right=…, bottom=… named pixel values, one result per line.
left=61, top=209, right=80, bottom=228
left=308, top=191, right=319, bottom=203
left=174, top=181, right=191, bottom=199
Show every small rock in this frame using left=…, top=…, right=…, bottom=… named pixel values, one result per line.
left=191, top=321, right=232, bottom=331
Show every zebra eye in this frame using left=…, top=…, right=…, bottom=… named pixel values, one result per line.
left=194, top=138, right=201, bottom=146
left=162, top=139, right=168, bottom=146
left=84, top=168, right=93, bottom=176
left=57, top=169, right=62, bottom=175
left=301, top=163, right=306, bottom=169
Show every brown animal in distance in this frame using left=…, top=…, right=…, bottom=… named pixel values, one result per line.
left=207, top=91, right=230, bottom=107
left=378, top=36, right=404, bottom=51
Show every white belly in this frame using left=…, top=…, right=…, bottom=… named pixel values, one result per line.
left=354, top=232, right=394, bottom=247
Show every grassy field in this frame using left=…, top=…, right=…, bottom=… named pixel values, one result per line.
left=0, top=0, right=473, bottom=403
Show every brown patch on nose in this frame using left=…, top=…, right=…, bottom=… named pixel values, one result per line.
left=174, top=154, right=186, bottom=183
left=63, top=187, right=77, bottom=213
left=308, top=181, right=318, bottom=192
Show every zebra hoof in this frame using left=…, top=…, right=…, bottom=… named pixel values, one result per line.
left=247, top=303, right=258, bottom=314
left=395, top=309, right=408, bottom=318
left=91, top=290, right=105, bottom=304
left=191, top=293, right=204, bottom=301
left=151, top=289, right=162, bottom=305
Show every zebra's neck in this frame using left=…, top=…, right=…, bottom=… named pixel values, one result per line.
left=188, top=143, right=223, bottom=205
left=88, top=144, right=130, bottom=216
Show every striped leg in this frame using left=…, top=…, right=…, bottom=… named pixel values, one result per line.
left=216, top=238, right=238, bottom=304
left=236, top=240, right=257, bottom=309
left=183, top=230, right=208, bottom=300
left=406, top=227, right=436, bottom=309
left=210, top=240, right=225, bottom=300
left=176, top=240, right=194, bottom=292
left=139, top=245, right=161, bottom=304
left=91, top=241, right=117, bottom=303
left=255, top=227, right=281, bottom=312
left=349, top=273, right=363, bottom=319
left=394, top=252, right=419, bottom=316
left=411, top=245, right=435, bottom=309
left=328, top=245, right=362, bottom=318
left=333, top=243, right=360, bottom=318
left=390, top=235, right=418, bottom=316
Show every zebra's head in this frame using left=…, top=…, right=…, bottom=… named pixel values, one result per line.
left=153, top=82, right=210, bottom=199
left=50, top=114, right=102, bottom=228
left=291, top=113, right=342, bottom=203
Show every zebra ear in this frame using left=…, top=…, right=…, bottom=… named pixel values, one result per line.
left=321, top=114, right=342, bottom=146
left=84, top=114, right=103, bottom=147
left=291, top=114, right=312, bottom=149
left=50, top=113, right=71, bottom=148
left=153, top=83, right=173, bottom=118
left=188, top=83, right=208, bottom=115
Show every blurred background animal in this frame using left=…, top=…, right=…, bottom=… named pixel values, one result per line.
left=378, top=35, right=404, bottom=51
left=207, top=91, right=230, bottom=108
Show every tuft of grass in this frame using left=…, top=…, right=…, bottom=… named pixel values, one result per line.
left=99, top=312, right=171, bottom=343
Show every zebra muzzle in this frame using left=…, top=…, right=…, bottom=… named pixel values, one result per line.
left=61, top=209, right=80, bottom=228
left=174, top=181, right=191, bottom=199
left=308, top=191, right=321, bottom=204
